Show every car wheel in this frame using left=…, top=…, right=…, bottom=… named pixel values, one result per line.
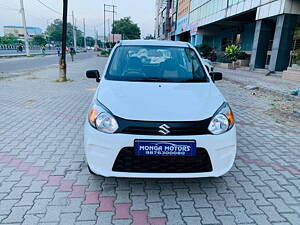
left=88, top=165, right=97, bottom=175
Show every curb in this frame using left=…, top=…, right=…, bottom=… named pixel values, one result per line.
left=0, top=52, right=57, bottom=58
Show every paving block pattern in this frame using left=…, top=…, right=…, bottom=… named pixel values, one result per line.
left=0, top=55, right=299, bottom=224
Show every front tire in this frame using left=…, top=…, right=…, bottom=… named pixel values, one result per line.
left=88, top=165, right=97, bottom=175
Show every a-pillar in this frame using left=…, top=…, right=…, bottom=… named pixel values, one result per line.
left=269, top=14, right=297, bottom=72
left=249, top=20, right=274, bottom=69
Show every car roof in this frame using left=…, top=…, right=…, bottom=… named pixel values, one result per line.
left=119, top=40, right=191, bottom=48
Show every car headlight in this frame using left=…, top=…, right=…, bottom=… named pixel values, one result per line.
left=208, top=102, right=234, bottom=135
left=88, top=100, right=119, bottom=134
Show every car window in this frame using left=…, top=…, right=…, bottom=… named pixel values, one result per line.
left=106, top=46, right=208, bottom=83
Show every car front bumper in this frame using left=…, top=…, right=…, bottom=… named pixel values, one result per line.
left=84, top=120, right=237, bottom=178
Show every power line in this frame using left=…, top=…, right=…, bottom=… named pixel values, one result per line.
left=0, top=3, right=51, bottom=25
left=36, top=0, right=61, bottom=15
left=0, top=3, right=19, bottom=11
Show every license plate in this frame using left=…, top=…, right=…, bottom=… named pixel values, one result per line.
left=134, top=140, right=196, bottom=156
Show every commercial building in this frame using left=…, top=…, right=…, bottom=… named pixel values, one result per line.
left=175, top=0, right=190, bottom=41
left=155, top=0, right=169, bottom=40
left=155, top=0, right=300, bottom=72
left=4, top=26, right=43, bottom=40
left=155, top=0, right=178, bottom=40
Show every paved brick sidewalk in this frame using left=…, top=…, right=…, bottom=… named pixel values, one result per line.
left=215, top=67, right=300, bottom=101
left=0, top=56, right=299, bottom=225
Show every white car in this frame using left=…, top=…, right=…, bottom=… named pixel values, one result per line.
left=202, top=58, right=214, bottom=73
left=85, top=40, right=236, bottom=178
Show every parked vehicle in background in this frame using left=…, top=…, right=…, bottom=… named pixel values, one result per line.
left=202, top=58, right=214, bottom=73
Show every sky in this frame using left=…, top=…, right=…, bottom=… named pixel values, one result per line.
left=0, top=0, right=156, bottom=38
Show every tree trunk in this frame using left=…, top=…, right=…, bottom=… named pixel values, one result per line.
left=59, top=57, right=66, bottom=82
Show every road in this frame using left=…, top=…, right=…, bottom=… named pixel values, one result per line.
left=0, top=52, right=97, bottom=75
left=0, top=56, right=299, bottom=224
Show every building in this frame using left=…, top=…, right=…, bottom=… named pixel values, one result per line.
left=175, top=0, right=190, bottom=41
left=155, top=0, right=300, bottom=72
left=155, top=0, right=168, bottom=40
left=155, top=0, right=179, bottom=40
left=170, top=0, right=179, bottom=40
left=4, top=26, right=43, bottom=40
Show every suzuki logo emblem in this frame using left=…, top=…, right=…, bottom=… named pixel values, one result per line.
left=159, top=124, right=170, bottom=135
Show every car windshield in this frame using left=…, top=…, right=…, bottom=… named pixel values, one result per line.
left=105, top=45, right=209, bottom=82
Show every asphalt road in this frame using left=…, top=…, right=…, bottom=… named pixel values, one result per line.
left=0, top=52, right=97, bottom=75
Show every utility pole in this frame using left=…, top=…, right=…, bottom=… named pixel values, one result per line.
left=107, top=18, right=110, bottom=42
left=72, top=11, right=77, bottom=50
left=83, top=18, right=87, bottom=50
left=104, top=4, right=117, bottom=44
left=112, top=5, right=115, bottom=43
left=104, top=5, right=106, bottom=46
left=59, top=0, right=68, bottom=82
left=94, top=27, right=99, bottom=49
left=19, top=0, right=30, bottom=56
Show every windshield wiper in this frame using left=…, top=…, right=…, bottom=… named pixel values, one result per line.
left=139, top=77, right=168, bottom=82
left=180, top=79, right=206, bottom=83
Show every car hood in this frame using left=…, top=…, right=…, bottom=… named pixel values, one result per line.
left=97, top=80, right=224, bottom=121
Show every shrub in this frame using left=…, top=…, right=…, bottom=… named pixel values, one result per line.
left=217, top=56, right=232, bottom=63
left=100, top=49, right=109, bottom=55
left=237, top=51, right=249, bottom=60
left=224, top=45, right=241, bottom=62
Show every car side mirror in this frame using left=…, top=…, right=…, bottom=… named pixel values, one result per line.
left=86, top=70, right=100, bottom=82
left=209, top=72, right=222, bottom=82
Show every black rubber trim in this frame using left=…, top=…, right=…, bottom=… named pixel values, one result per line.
left=112, top=147, right=213, bottom=173
left=115, top=116, right=212, bottom=136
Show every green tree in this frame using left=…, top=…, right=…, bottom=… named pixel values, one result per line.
left=111, top=17, right=141, bottom=40
left=77, top=36, right=95, bottom=47
left=86, top=36, right=95, bottom=47
left=31, top=35, right=47, bottom=46
left=46, top=19, right=83, bottom=46
left=0, top=34, right=21, bottom=45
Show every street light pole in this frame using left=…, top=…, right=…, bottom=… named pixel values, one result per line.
left=72, top=11, right=77, bottom=50
left=83, top=18, right=87, bottom=50
left=104, top=4, right=106, bottom=47
left=19, top=0, right=30, bottom=56
left=104, top=4, right=117, bottom=45
left=112, top=5, right=115, bottom=43
left=59, top=0, right=68, bottom=82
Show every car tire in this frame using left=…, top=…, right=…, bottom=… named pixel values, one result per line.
left=88, top=165, right=97, bottom=175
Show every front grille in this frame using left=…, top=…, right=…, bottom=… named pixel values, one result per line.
left=112, top=147, right=213, bottom=173
left=115, top=116, right=212, bottom=136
